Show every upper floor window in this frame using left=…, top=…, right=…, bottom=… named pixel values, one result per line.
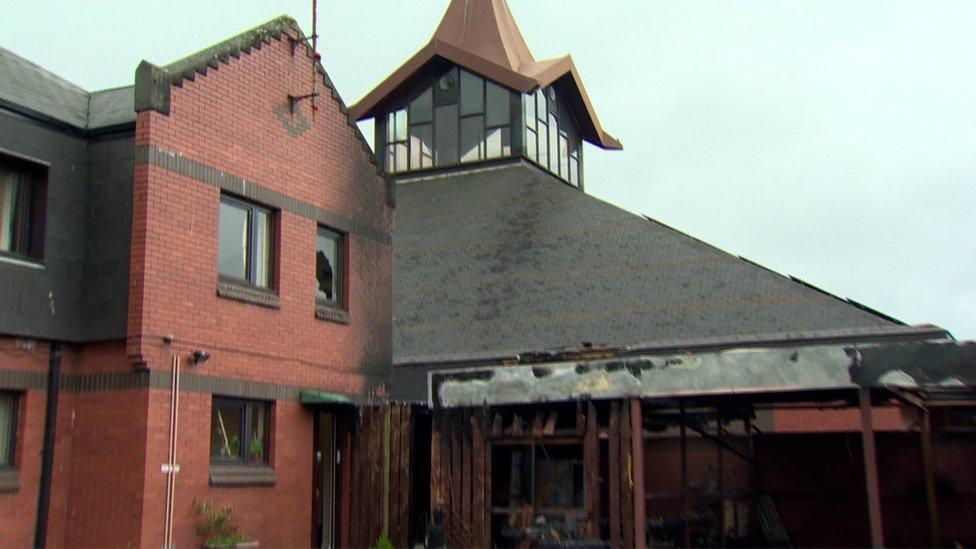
left=0, top=392, right=16, bottom=468
left=316, top=227, right=344, bottom=306
left=210, top=397, right=269, bottom=465
left=383, top=67, right=514, bottom=174
left=218, top=195, right=273, bottom=289
left=0, top=156, right=46, bottom=261
left=523, top=87, right=582, bottom=187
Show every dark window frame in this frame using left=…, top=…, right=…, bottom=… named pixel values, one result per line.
left=315, top=225, right=346, bottom=309
left=217, top=194, right=275, bottom=290
left=209, top=396, right=271, bottom=467
left=0, top=154, right=47, bottom=262
left=384, top=66, right=516, bottom=174
left=0, top=391, right=18, bottom=470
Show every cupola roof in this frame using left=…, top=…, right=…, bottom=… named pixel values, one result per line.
left=349, top=0, right=622, bottom=150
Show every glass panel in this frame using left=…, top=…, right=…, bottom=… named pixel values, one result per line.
left=486, top=127, right=510, bottom=158
left=409, top=88, right=433, bottom=123
left=246, top=402, right=268, bottom=464
left=316, top=228, right=341, bottom=302
left=559, top=131, right=570, bottom=179
left=523, top=93, right=535, bottom=129
left=211, top=401, right=244, bottom=461
left=536, top=90, right=547, bottom=122
left=410, top=124, right=434, bottom=169
left=218, top=199, right=248, bottom=280
left=486, top=82, right=510, bottom=127
left=0, top=171, right=17, bottom=252
left=253, top=208, right=271, bottom=288
left=569, top=157, right=579, bottom=186
left=394, top=109, right=407, bottom=142
left=385, top=112, right=395, bottom=143
left=395, top=143, right=408, bottom=172
left=434, top=104, right=459, bottom=165
left=386, top=145, right=395, bottom=172
left=460, top=116, right=484, bottom=163
left=548, top=113, right=559, bottom=172
left=460, top=71, right=484, bottom=116
left=0, top=394, right=13, bottom=467
left=525, top=128, right=537, bottom=161
left=537, top=120, right=549, bottom=168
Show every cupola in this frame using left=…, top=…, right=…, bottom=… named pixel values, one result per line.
left=349, top=0, right=621, bottom=189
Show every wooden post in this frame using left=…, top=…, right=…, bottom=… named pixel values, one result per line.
left=680, top=403, right=690, bottom=549
left=584, top=401, right=601, bottom=539
left=621, top=403, right=634, bottom=548
left=609, top=402, right=622, bottom=548
left=859, top=388, right=885, bottom=548
left=921, top=410, right=941, bottom=548
left=630, top=399, right=647, bottom=549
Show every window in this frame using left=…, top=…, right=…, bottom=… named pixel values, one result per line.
left=0, top=392, right=16, bottom=468
left=0, top=157, right=46, bottom=260
left=218, top=195, right=273, bottom=289
left=382, top=66, right=516, bottom=173
left=210, top=397, right=269, bottom=465
left=522, top=87, right=583, bottom=186
left=316, top=227, right=344, bottom=305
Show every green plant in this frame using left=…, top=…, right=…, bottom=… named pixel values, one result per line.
left=194, top=499, right=250, bottom=547
left=249, top=432, right=263, bottom=460
left=374, top=533, right=394, bottom=549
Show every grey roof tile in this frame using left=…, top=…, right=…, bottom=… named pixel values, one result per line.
left=393, top=164, right=934, bottom=365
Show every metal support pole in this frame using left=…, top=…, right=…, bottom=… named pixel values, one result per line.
left=859, top=388, right=884, bottom=548
left=630, top=399, right=647, bottom=549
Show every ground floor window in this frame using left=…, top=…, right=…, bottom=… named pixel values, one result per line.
left=210, top=397, right=269, bottom=465
left=0, top=392, right=16, bottom=467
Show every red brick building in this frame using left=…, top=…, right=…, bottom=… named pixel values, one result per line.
left=0, top=17, right=392, bottom=547
left=1, top=3, right=974, bottom=548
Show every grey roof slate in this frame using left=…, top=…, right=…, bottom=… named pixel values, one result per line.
left=0, top=45, right=134, bottom=131
left=88, top=86, right=135, bottom=129
left=0, top=45, right=89, bottom=128
left=393, top=163, right=944, bottom=366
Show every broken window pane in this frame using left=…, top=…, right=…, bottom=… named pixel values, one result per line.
left=316, top=227, right=342, bottom=303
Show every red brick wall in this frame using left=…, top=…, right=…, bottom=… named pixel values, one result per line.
left=0, top=381, right=44, bottom=547
left=126, top=28, right=392, bottom=548
left=139, top=391, right=315, bottom=548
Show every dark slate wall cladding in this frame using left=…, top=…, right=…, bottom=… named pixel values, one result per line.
left=83, top=135, right=133, bottom=340
left=0, top=111, right=88, bottom=341
left=0, top=111, right=132, bottom=342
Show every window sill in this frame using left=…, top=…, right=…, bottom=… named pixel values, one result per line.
left=0, top=469, right=20, bottom=493
left=209, top=464, right=276, bottom=487
left=315, top=302, right=349, bottom=325
left=217, top=280, right=280, bottom=309
left=0, top=252, right=43, bottom=270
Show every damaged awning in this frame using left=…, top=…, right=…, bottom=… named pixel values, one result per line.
left=299, top=390, right=355, bottom=407
left=430, top=340, right=976, bottom=408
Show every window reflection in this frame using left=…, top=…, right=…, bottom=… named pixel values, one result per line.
left=523, top=86, right=583, bottom=186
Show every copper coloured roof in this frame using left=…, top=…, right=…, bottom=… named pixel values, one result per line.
left=349, top=0, right=622, bottom=150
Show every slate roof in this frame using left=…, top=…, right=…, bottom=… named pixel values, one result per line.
left=393, top=163, right=946, bottom=367
left=0, top=45, right=134, bottom=131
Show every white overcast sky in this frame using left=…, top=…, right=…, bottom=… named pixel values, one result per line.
left=2, top=1, right=973, bottom=339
